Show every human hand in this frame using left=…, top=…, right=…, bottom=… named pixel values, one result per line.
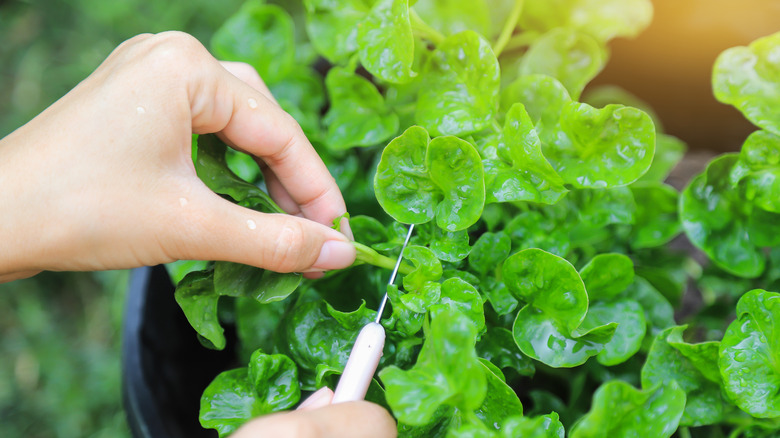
left=231, top=388, right=397, bottom=438
left=0, top=32, right=355, bottom=282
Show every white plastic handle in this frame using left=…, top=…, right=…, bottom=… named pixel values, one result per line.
left=332, top=322, right=386, bottom=403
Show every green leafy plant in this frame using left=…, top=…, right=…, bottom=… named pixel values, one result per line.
left=165, top=1, right=780, bottom=437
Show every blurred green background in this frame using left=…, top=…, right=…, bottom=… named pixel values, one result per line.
left=0, top=0, right=241, bottom=436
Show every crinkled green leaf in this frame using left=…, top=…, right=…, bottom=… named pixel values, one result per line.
left=402, top=245, right=443, bottom=292
left=569, top=380, right=685, bottom=438
left=500, top=413, right=565, bottom=438
left=374, top=126, right=440, bottom=225
left=426, top=135, right=486, bottom=231
left=504, top=249, right=616, bottom=367
left=501, top=74, right=572, bottom=139
left=431, top=277, right=485, bottom=332
left=380, top=308, right=487, bottom=425
left=174, top=269, right=224, bottom=350
left=413, top=0, right=491, bottom=36
left=473, top=360, right=524, bottom=429
left=481, top=277, right=519, bottom=316
left=519, top=28, right=606, bottom=99
left=713, top=31, right=780, bottom=136
left=629, top=182, right=681, bottom=249
left=622, top=277, right=675, bottom=338
left=235, top=298, right=286, bottom=362
left=468, top=232, right=510, bottom=276
left=200, top=351, right=300, bottom=437
left=214, top=262, right=302, bottom=303
left=544, top=102, right=656, bottom=188
left=583, top=85, right=664, bottom=131
left=642, top=326, right=726, bottom=426
left=276, top=301, right=375, bottom=388
left=416, top=31, right=500, bottom=136
left=569, top=187, right=635, bottom=227
left=639, top=134, right=687, bottom=182
left=579, top=253, right=634, bottom=301
left=680, top=154, right=780, bottom=278
left=270, top=69, right=325, bottom=137
left=357, top=0, right=416, bottom=83
left=484, top=104, right=567, bottom=204
left=211, top=1, right=295, bottom=84
left=430, top=227, right=471, bottom=262
left=195, top=135, right=281, bottom=212
left=350, top=215, right=389, bottom=246
left=634, top=249, right=689, bottom=306
left=385, top=284, right=426, bottom=337
left=729, top=130, right=780, bottom=213
left=579, top=299, right=645, bottom=366
left=719, top=289, right=780, bottom=418
left=302, top=0, right=370, bottom=63
left=521, top=0, right=653, bottom=43
left=505, top=210, right=571, bottom=257
left=323, top=67, right=399, bottom=150
left=477, top=327, right=535, bottom=377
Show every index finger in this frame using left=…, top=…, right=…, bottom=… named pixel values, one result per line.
left=189, top=54, right=346, bottom=228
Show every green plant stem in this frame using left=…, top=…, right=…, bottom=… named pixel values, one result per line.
left=678, top=427, right=692, bottom=438
left=353, top=242, right=414, bottom=275
left=409, top=8, right=445, bottom=45
left=492, top=0, right=524, bottom=57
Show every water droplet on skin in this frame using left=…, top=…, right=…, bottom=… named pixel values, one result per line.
left=136, top=106, right=146, bottom=114
left=179, top=197, right=188, bottom=207
left=248, top=98, right=258, bottom=109
left=247, top=219, right=257, bottom=230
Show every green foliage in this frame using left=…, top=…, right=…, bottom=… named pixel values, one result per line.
left=166, top=2, right=780, bottom=437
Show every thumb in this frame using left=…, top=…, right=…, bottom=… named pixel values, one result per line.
left=171, top=190, right=355, bottom=273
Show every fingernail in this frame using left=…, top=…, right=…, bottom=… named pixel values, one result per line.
left=297, top=387, right=334, bottom=410
left=312, top=239, right=356, bottom=271
left=340, top=216, right=354, bottom=241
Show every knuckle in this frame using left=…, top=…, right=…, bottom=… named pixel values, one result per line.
left=136, top=31, right=209, bottom=74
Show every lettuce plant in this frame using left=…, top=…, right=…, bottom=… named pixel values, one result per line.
left=166, top=1, right=780, bottom=437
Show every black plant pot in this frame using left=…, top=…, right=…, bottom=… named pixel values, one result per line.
left=122, top=265, right=235, bottom=438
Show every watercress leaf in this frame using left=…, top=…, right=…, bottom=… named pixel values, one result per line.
left=431, top=277, right=486, bottom=332
left=468, top=231, right=511, bottom=276
left=302, top=0, right=370, bottom=64
left=667, top=328, right=722, bottom=386
left=544, top=102, right=656, bottom=188
left=474, top=360, right=524, bottom=429
left=357, top=0, right=416, bottom=84
left=634, top=249, right=689, bottom=306
left=211, top=1, right=295, bottom=84
left=275, top=301, right=374, bottom=388
left=401, top=282, right=442, bottom=314
left=503, top=249, right=587, bottom=332
left=569, top=187, right=635, bottom=227
left=622, top=277, right=675, bottom=338
left=642, top=326, right=726, bottom=426
left=505, top=210, right=571, bottom=257
left=639, top=134, right=687, bottom=182
left=384, top=285, right=426, bottom=337
left=235, top=298, right=286, bottom=362
left=521, top=0, right=653, bottom=43
left=719, top=289, right=780, bottom=418
left=583, top=84, right=664, bottom=131
left=426, top=135, right=486, bottom=231
left=195, top=135, right=281, bottom=211
left=413, top=0, right=491, bottom=36
left=680, top=154, right=767, bottom=278
left=713, top=31, right=780, bottom=136
left=501, top=74, right=572, bottom=139
left=629, top=182, right=682, bottom=249
left=269, top=69, right=325, bottom=137
left=315, top=366, right=389, bottom=410
left=416, top=31, right=500, bottom=136
left=402, top=245, right=443, bottom=292
left=430, top=227, right=471, bottom=262
left=476, top=327, right=535, bottom=377
left=213, top=262, right=302, bottom=303
left=167, top=259, right=210, bottom=286
left=200, top=351, right=300, bottom=437
left=518, top=28, right=606, bottom=99
left=380, top=307, right=487, bottom=425
left=485, top=103, right=567, bottom=204
left=513, top=304, right=616, bottom=368
left=174, top=269, right=225, bottom=350
left=729, top=130, right=780, bottom=213
left=374, top=126, right=439, bottom=225
left=579, top=299, right=645, bottom=366
left=349, top=215, right=389, bottom=246
left=481, top=277, right=519, bottom=316
left=569, top=380, right=685, bottom=438
left=579, top=253, right=634, bottom=301
left=323, top=67, right=399, bottom=150
left=500, top=412, right=565, bottom=438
